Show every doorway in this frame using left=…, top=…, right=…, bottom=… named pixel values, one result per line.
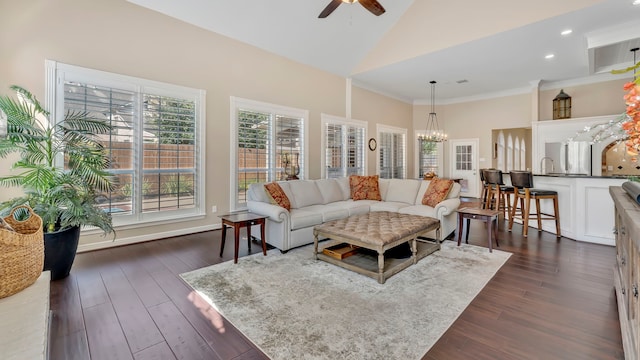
left=449, top=138, right=480, bottom=198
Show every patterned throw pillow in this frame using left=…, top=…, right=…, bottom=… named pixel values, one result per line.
left=264, top=182, right=291, bottom=211
left=421, top=178, right=454, bottom=207
left=349, top=175, right=382, bottom=201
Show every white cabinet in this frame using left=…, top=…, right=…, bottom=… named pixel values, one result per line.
left=525, top=175, right=625, bottom=245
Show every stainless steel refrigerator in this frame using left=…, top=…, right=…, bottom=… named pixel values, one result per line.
left=543, top=142, right=591, bottom=175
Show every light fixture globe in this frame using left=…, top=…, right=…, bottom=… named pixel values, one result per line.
left=418, top=81, right=447, bottom=143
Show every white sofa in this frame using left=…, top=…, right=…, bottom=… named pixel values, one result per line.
left=246, top=177, right=461, bottom=252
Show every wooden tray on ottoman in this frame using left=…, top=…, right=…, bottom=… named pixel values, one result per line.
left=322, top=243, right=359, bottom=260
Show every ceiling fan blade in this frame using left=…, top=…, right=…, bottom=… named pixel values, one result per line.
left=318, top=0, right=342, bottom=18
left=359, top=0, right=385, bottom=16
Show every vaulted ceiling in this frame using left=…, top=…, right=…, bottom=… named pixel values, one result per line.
left=127, top=0, right=640, bottom=103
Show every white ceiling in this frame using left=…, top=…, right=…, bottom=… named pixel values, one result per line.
left=128, top=0, right=640, bottom=103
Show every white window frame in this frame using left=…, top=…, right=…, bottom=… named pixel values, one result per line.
left=414, top=130, right=444, bottom=178
left=230, top=97, right=309, bottom=211
left=377, top=124, right=407, bottom=179
left=320, top=114, right=368, bottom=179
left=45, top=60, right=206, bottom=228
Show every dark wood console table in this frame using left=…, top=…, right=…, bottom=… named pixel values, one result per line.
left=610, top=186, right=639, bottom=360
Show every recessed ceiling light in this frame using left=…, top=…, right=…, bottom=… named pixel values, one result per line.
left=634, top=0, right=640, bottom=5
left=561, top=29, right=573, bottom=36
left=545, top=54, right=555, bottom=59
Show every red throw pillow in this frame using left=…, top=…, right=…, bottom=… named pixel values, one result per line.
left=349, top=175, right=381, bottom=201
left=422, top=178, right=454, bottom=207
left=264, top=182, right=291, bottom=211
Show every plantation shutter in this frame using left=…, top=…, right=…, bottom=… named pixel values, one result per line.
left=347, top=125, right=365, bottom=176
left=141, top=94, right=197, bottom=213
left=379, top=131, right=406, bottom=179
left=235, top=104, right=305, bottom=208
left=63, top=82, right=136, bottom=215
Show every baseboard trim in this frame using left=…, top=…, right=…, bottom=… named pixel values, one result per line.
left=77, top=224, right=221, bottom=253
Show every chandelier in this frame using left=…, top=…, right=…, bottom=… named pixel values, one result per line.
left=418, top=81, right=447, bottom=143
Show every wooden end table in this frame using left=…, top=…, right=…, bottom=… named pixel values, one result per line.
left=219, top=213, right=267, bottom=264
left=456, top=207, right=500, bottom=252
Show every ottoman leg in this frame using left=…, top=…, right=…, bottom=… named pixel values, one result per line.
left=377, top=251, right=385, bottom=284
left=411, top=239, right=417, bottom=264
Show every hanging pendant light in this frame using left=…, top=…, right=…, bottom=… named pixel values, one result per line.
left=418, top=81, right=447, bottom=143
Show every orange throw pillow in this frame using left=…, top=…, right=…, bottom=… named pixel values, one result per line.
left=422, top=178, right=454, bottom=207
left=349, top=175, right=381, bottom=201
left=264, top=182, right=291, bottom=211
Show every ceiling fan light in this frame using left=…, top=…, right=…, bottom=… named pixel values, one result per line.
left=342, top=0, right=358, bottom=3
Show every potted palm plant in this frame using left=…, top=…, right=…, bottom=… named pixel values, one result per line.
left=0, top=85, right=114, bottom=280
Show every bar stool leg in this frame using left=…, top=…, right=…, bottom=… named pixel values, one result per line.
left=553, top=196, right=561, bottom=238
left=523, top=191, right=531, bottom=237
left=508, top=189, right=519, bottom=232
left=535, top=198, right=543, bottom=232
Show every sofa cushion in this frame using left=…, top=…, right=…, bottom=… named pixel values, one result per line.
left=398, top=205, right=437, bottom=218
left=447, top=182, right=461, bottom=199
left=378, top=178, right=390, bottom=200
left=264, top=182, right=291, bottom=211
left=349, top=175, right=382, bottom=201
left=288, top=180, right=324, bottom=208
left=385, top=179, right=420, bottom=204
left=303, top=204, right=349, bottom=222
left=331, top=200, right=371, bottom=216
left=335, top=177, right=351, bottom=200
left=370, top=201, right=411, bottom=213
left=315, top=179, right=343, bottom=204
left=421, top=178, right=454, bottom=207
left=247, top=183, right=270, bottom=203
left=289, top=209, right=323, bottom=230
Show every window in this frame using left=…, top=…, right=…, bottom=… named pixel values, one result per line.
left=497, top=131, right=505, bottom=171
left=520, top=138, right=526, bottom=170
left=416, top=134, right=443, bottom=178
left=321, top=114, right=366, bottom=178
left=507, top=134, right=513, bottom=171
left=47, top=61, right=206, bottom=226
left=231, top=97, right=308, bottom=210
left=455, top=145, right=473, bottom=170
left=378, top=125, right=406, bottom=179
left=514, top=136, right=521, bottom=171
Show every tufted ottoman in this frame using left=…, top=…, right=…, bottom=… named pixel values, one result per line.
left=313, top=211, right=440, bottom=283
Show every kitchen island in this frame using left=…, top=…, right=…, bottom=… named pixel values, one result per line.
left=511, top=174, right=626, bottom=245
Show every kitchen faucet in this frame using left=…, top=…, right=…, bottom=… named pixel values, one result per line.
left=540, top=157, right=555, bottom=174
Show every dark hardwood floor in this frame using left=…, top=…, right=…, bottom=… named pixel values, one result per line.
left=49, top=206, right=624, bottom=359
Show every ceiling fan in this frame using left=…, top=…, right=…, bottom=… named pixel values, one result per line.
left=318, top=0, right=385, bottom=18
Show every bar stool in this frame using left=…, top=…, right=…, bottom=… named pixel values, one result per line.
left=483, top=169, right=514, bottom=221
left=479, top=168, right=492, bottom=208
left=508, top=171, right=561, bottom=238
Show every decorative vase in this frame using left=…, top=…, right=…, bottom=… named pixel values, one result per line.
left=285, top=153, right=300, bottom=180
left=44, top=226, right=80, bottom=280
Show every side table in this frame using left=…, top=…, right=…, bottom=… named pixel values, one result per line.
left=456, top=207, right=500, bottom=252
left=219, top=213, right=267, bottom=263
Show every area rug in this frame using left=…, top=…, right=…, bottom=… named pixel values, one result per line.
left=180, top=241, right=511, bottom=359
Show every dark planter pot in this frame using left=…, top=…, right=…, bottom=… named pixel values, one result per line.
left=44, top=226, right=81, bottom=280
